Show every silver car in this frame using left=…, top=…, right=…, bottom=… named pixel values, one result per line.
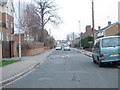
left=63, top=46, right=70, bottom=51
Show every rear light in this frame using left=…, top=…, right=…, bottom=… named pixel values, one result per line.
left=100, top=54, right=104, bottom=57
left=99, top=54, right=104, bottom=60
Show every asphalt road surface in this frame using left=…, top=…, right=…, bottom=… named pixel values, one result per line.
left=4, top=49, right=118, bottom=88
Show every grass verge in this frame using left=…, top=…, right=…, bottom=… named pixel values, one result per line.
left=0, top=60, right=19, bottom=67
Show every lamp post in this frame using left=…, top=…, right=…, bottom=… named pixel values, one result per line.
left=18, top=0, right=21, bottom=59
left=78, top=21, right=81, bottom=49
left=118, top=1, right=120, bottom=23
left=92, top=0, right=95, bottom=44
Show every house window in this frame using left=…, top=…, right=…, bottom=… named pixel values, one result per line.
left=10, top=23, right=14, bottom=34
left=7, top=34, right=9, bottom=41
left=0, top=33, right=4, bottom=41
left=0, top=20, right=2, bottom=27
left=6, top=20, right=9, bottom=28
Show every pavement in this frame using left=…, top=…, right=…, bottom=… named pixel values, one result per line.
left=0, top=49, right=53, bottom=87
left=73, top=48, right=92, bottom=57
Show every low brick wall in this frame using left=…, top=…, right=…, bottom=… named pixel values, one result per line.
left=14, top=41, right=50, bottom=57
left=2, top=41, right=50, bottom=58
left=22, top=48, right=45, bottom=56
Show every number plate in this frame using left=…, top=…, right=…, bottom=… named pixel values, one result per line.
left=110, top=54, right=119, bottom=57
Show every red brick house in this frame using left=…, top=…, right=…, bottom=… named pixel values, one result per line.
left=0, top=0, right=15, bottom=58
left=81, top=25, right=96, bottom=39
left=95, top=22, right=120, bottom=39
left=0, top=0, right=14, bottom=41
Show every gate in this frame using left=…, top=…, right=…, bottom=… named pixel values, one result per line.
left=2, top=41, right=14, bottom=58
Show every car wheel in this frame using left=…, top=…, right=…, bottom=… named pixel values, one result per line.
left=99, top=62, right=104, bottom=67
left=92, top=55, right=96, bottom=63
left=98, top=57, right=104, bottom=67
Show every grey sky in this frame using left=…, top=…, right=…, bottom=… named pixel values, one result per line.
left=14, top=0, right=120, bottom=40
left=51, top=0, right=119, bottom=40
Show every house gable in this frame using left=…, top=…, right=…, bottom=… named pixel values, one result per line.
left=95, top=22, right=120, bottom=39
left=0, top=0, right=14, bottom=17
left=104, top=23, right=120, bottom=36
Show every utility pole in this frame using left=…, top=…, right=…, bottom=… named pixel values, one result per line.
left=18, top=0, right=22, bottom=59
left=73, top=32, right=75, bottom=47
left=118, top=2, right=120, bottom=36
left=92, top=0, right=95, bottom=44
left=49, top=28, right=51, bottom=36
left=78, top=21, right=81, bottom=49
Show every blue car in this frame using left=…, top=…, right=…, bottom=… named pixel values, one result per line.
left=92, top=36, right=120, bottom=67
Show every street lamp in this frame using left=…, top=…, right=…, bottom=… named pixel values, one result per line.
left=92, top=0, right=95, bottom=44
left=18, top=0, right=21, bottom=59
left=78, top=21, right=81, bottom=49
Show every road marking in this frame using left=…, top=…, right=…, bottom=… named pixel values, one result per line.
left=38, top=78, right=53, bottom=81
left=62, top=56, right=65, bottom=58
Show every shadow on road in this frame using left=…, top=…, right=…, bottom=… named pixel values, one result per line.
left=100, top=63, right=119, bottom=68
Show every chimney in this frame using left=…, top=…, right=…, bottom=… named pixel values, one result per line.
left=98, top=26, right=101, bottom=30
left=108, top=21, right=111, bottom=26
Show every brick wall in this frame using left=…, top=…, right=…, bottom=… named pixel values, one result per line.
left=13, top=41, right=48, bottom=57
left=0, top=11, right=2, bottom=34
left=13, top=34, right=25, bottom=42
left=104, top=24, right=120, bottom=36
left=0, top=42, right=2, bottom=60
left=0, top=11, right=2, bottom=60
left=22, top=48, right=45, bottom=56
left=2, top=13, right=14, bottom=41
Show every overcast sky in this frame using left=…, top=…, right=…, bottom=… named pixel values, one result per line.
left=14, top=0, right=120, bottom=40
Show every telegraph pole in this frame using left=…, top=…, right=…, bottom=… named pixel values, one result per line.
left=18, top=0, right=22, bottom=59
left=92, top=0, right=95, bottom=44
left=78, top=21, right=81, bottom=49
left=49, top=28, right=51, bottom=36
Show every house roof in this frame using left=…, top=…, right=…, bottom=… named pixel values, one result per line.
left=0, top=0, right=15, bottom=12
left=96, top=22, right=120, bottom=34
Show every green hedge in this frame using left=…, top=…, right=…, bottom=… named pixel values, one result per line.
left=81, top=36, right=93, bottom=49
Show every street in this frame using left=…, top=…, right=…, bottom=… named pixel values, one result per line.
left=4, top=49, right=118, bottom=88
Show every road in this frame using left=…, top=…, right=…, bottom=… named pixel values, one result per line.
left=4, top=49, right=118, bottom=88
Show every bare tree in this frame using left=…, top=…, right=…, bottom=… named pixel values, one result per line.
left=15, top=0, right=61, bottom=45
left=67, top=33, right=78, bottom=41
left=19, top=3, right=42, bottom=41
left=35, top=0, right=62, bottom=42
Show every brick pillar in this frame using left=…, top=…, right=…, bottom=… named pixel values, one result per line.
left=0, top=41, right=2, bottom=60
left=13, top=42, right=18, bottom=57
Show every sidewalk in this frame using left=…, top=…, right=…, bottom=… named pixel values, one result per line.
left=0, top=49, right=54, bottom=86
left=73, top=48, right=92, bottom=57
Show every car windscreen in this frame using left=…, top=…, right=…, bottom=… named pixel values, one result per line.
left=102, top=37, right=120, bottom=48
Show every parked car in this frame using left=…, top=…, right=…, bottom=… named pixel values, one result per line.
left=92, top=36, right=120, bottom=67
left=63, top=46, right=70, bottom=51
left=56, top=46, right=62, bottom=50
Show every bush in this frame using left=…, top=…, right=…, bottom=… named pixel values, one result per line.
left=81, top=36, right=93, bottom=49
